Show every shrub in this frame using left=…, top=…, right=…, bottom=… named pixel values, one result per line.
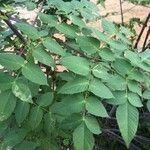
left=0, top=0, right=150, bottom=149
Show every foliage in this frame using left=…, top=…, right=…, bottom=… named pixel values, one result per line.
left=0, top=0, right=150, bottom=149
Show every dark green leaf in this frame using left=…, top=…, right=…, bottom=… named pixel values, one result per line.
left=0, top=91, right=16, bottom=121
left=15, top=101, right=30, bottom=125
left=61, top=56, right=90, bottom=76
left=116, top=102, right=139, bottom=148
left=89, top=78, right=114, bottom=99
left=0, top=53, right=24, bottom=70
left=43, top=38, right=66, bottom=56
left=86, top=96, right=108, bottom=117
left=22, top=63, right=48, bottom=85
left=73, top=123, right=94, bottom=150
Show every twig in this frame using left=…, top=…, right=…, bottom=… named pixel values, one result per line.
left=119, top=0, right=124, bottom=25
left=134, top=13, right=150, bottom=49
left=0, top=10, right=26, bottom=44
left=142, top=26, right=150, bottom=51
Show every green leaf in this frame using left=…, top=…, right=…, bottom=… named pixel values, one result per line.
left=26, top=1, right=36, bottom=11
left=12, top=81, right=33, bottom=103
left=15, top=101, right=30, bottom=125
left=15, top=23, right=40, bottom=40
left=38, top=13, right=58, bottom=27
left=0, top=129, right=27, bottom=149
left=43, top=38, right=66, bottom=56
left=77, top=36, right=99, bottom=54
left=112, top=58, right=133, bottom=76
left=116, top=102, right=139, bottom=148
left=14, top=141, right=38, bottom=150
left=143, top=90, right=150, bottom=99
left=0, top=72, right=14, bottom=91
left=73, top=123, right=94, bottom=150
left=147, top=100, right=150, bottom=112
left=102, top=19, right=117, bottom=34
left=84, top=116, right=101, bottom=134
left=69, top=15, right=86, bottom=28
left=22, top=63, right=48, bottom=85
left=106, top=91, right=127, bottom=105
left=28, top=106, right=43, bottom=129
left=89, top=78, right=114, bottom=99
left=92, top=64, right=110, bottom=80
left=105, top=75, right=126, bottom=91
left=36, top=92, right=53, bottom=107
left=99, top=47, right=115, bottom=61
left=92, top=29, right=109, bottom=42
left=128, top=70, right=144, bottom=82
left=108, top=40, right=128, bottom=52
left=61, top=114, right=82, bottom=130
left=60, top=56, right=90, bottom=76
left=128, top=92, right=143, bottom=107
left=86, top=96, right=108, bottom=117
left=56, top=23, right=77, bottom=38
left=33, top=45, right=55, bottom=67
left=0, top=91, right=16, bottom=121
left=58, top=77, right=89, bottom=94
left=51, top=95, right=83, bottom=115
left=0, top=53, right=24, bottom=70
left=128, top=80, right=142, bottom=96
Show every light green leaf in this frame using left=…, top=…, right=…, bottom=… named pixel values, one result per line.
left=15, top=23, right=40, bottom=40
left=143, top=90, right=150, bottom=99
left=112, top=58, right=133, bottom=76
left=0, top=91, right=16, bottom=121
left=26, top=1, right=36, bottom=11
left=128, top=92, right=143, bottom=107
left=56, top=23, right=77, bottom=38
left=43, top=38, right=66, bottom=56
left=86, top=96, right=108, bottom=117
left=38, top=13, right=58, bottom=27
left=0, top=53, right=24, bottom=70
left=33, top=45, right=55, bottom=67
left=61, top=56, right=90, bottom=76
left=105, top=75, right=126, bottom=91
left=116, top=102, right=139, bottom=148
left=36, top=92, right=53, bottom=107
left=12, top=81, right=33, bottom=103
left=84, top=116, right=101, bottom=134
left=128, top=80, right=142, bottom=96
left=22, top=63, right=48, bottom=85
left=15, top=101, right=30, bottom=125
left=147, top=100, right=150, bottom=112
left=128, top=70, right=144, bottom=82
left=92, top=64, right=110, bottom=80
left=106, top=91, right=127, bottom=105
left=92, top=29, right=109, bottom=42
left=69, top=15, right=86, bottom=28
left=99, top=47, right=115, bottom=61
left=73, top=123, right=94, bottom=150
left=102, top=19, right=117, bottom=34
left=28, top=106, right=43, bottom=129
left=89, top=78, right=114, bottom=99
left=77, top=36, right=99, bottom=54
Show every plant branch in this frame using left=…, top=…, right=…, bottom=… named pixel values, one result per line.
left=134, top=13, right=150, bottom=49
left=142, top=26, right=150, bottom=51
left=0, top=10, right=26, bottom=44
left=119, top=0, right=124, bottom=25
